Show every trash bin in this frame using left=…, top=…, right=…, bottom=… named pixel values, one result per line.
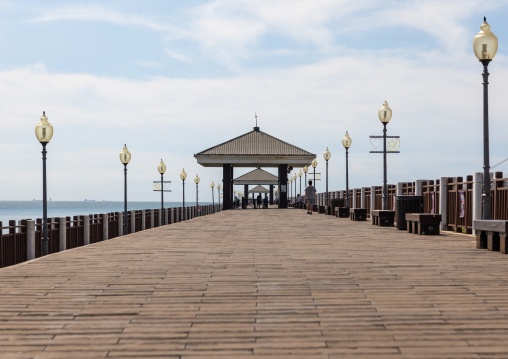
left=396, top=195, right=423, bottom=230
left=330, top=198, right=345, bottom=215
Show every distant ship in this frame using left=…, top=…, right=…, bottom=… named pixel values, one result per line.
left=84, top=199, right=96, bottom=202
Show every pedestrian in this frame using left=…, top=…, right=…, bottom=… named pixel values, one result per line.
left=304, top=180, right=316, bottom=214
left=256, top=193, right=262, bottom=209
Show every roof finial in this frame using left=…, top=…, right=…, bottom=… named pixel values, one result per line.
left=254, top=112, right=260, bottom=132
left=484, top=16, right=486, bottom=22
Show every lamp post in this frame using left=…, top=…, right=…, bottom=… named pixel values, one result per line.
left=35, top=111, right=53, bottom=256
left=119, top=144, right=131, bottom=236
left=211, top=181, right=215, bottom=213
left=311, top=158, right=318, bottom=188
left=194, top=174, right=200, bottom=216
left=303, top=165, right=308, bottom=187
left=158, top=160, right=166, bottom=225
left=290, top=177, right=293, bottom=204
left=180, top=169, right=187, bottom=220
left=342, top=132, right=352, bottom=208
left=298, top=170, right=303, bottom=198
left=293, top=173, right=297, bottom=202
left=217, top=184, right=221, bottom=210
left=323, top=148, right=331, bottom=207
left=378, top=101, right=392, bottom=210
left=473, top=17, right=498, bottom=220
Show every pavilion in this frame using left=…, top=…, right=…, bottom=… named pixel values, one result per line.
left=194, top=125, right=315, bottom=209
left=234, top=168, right=278, bottom=205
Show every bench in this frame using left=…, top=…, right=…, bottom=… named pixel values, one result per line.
left=318, top=205, right=325, bottom=214
left=324, top=206, right=333, bottom=215
left=312, top=205, right=318, bottom=212
left=474, top=220, right=508, bottom=253
left=406, top=214, right=441, bottom=235
left=372, top=210, right=395, bottom=227
left=350, top=208, right=367, bottom=221
left=336, top=207, right=349, bottom=218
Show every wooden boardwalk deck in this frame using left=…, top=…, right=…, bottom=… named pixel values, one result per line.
left=1, top=208, right=508, bottom=358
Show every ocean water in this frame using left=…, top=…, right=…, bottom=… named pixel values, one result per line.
left=0, top=201, right=210, bottom=227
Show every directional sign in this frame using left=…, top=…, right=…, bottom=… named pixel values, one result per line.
left=153, top=181, right=172, bottom=192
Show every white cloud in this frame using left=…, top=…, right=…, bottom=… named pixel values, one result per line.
left=29, top=3, right=179, bottom=32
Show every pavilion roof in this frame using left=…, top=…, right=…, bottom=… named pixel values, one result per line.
left=234, top=168, right=278, bottom=185
left=248, top=185, right=270, bottom=194
left=195, top=127, right=315, bottom=167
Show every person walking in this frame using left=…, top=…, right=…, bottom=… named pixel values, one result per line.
left=256, top=193, right=262, bottom=209
left=304, top=180, right=316, bottom=214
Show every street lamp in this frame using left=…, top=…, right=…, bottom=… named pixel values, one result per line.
left=298, top=170, right=303, bottom=200
left=323, top=148, right=331, bottom=207
left=158, top=159, right=166, bottom=225
left=35, top=111, right=53, bottom=256
left=194, top=174, right=200, bottom=217
left=311, top=158, right=318, bottom=190
left=303, top=165, right=308, bottom=188
left=378, top=101, right=392, bottom=210
left=180, top=169, right=187, bottom=220
left=217, top=184, right=221, bottom=210
left=290, top=177, right=293, bottom=204
left=119, top=144, right=131, bottom=236
left=293, top=173, right=297, bottom=202
left=473, top=17, right=498, bottom=220
left=211, top=181, right=215, bottom=212
left=342, top=131, right=352, bottom=208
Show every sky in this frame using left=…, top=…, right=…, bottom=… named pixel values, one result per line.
left=1, top=0, right=508, bottom=203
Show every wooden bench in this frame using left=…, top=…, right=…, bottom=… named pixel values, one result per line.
left=336, top=207, right=349, bottom=218
left=350, top=208, right=367, bottom=221
left=372, top=210, right=395, bottom=227
left=474, top=220, right=508, bottom=253
left=406, top=214, right=441, bottom=235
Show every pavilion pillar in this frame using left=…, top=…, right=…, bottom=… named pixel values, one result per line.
left=278, top=164, right=288, bottom=208
left=230, top=166, right=234, bottom=207
left=223, top=164, right=232, bottom=210
left=269, top=185, right=274, bottom=205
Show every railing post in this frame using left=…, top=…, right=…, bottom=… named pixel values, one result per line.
left=83, top=215, right=90, bottom=246
left=370, top=186, right=376, bottom=217
left=118, top=212, right=123, bottom=236
left=396, top=182, right=404, bottom=196
left=150, top=209, right=155, bottom=228
left=352, top=189, right=357, bottom=209
left=439, top=177, right=448, bottom=231
left=130, top=210, right=136, bottom=232
left=141, top=210, right=146, bottom=230
left=361, top=187, right=367, bottom=209
left=58, top=217, right=66, bottom=251
left=473, top=172, right=483, bottom=231
left=164, top=208, right=169, bottom=225
left=26, top=220, right=35, bottom=261
left=415, top=179, right=425, bottom=196
left=102, top=213, right=109, bottom=240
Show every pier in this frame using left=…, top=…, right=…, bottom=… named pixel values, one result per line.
left=1, top=208, right=508, bottom=358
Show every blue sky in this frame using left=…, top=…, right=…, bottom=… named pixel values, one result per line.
left=1, top=0, right=508, bottom=202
